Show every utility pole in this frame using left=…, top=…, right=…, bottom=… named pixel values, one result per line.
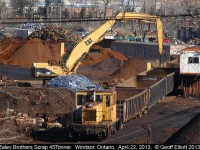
left=132, top=0, right=135, bottom=12
left=59, top=5, right=61, bottom=26
left=29, top=0, right=33, bottom=22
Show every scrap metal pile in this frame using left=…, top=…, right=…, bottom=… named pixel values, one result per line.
left=27, top=25, right=82, bottom=43
left=48, top=74, right=104, bottom=93
left=0, top=76, right=31, bottom=87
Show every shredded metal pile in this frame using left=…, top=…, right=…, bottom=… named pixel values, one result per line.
left=27, top=25, right=82, bottom=43
left=48, top=74, right=104, bottom=93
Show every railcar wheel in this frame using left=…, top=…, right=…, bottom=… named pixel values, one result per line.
left=117, top=121, right=123, bottom=130
left=143, top=110, right=148, bottom=114
left=138, top=113, right=142, bottom=117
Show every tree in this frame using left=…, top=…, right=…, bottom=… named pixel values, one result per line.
left=44, top=0, right=50, bottom=18
left=80, top=7, right=86, bottom=18
left=103, top=0, right=109, bottom=18
left=10, top=0, right=29, bottom=17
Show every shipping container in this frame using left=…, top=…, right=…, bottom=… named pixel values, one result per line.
left=3, top=28, right=29, bottom=38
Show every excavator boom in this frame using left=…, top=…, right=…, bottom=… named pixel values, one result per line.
left=66, top=12, right=163, bottom=73
left=32, top=12, right=163, bottom=78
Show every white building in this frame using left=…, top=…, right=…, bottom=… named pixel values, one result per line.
left=180, top=47, right=200, bottom=75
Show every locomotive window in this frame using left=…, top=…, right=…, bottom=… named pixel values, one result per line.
left=86, top=94, right=93, bottom=102
left=77, top=95, right=85, bottom=105
left=96, top=95, right=103, bottom=102
left=188, top=57, right=199, bottom=64
left=106, top=96, right=110, bottom=107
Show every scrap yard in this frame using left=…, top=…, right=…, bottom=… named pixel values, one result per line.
left=0, top=5, right=200, bottom=145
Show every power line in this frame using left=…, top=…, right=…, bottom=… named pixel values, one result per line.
left=0, top=13, right=199, bottom=24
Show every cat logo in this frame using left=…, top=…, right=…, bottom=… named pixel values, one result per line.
left=85, top=38, right=93, bottom=46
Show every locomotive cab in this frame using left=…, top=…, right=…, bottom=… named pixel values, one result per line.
left=70, top=90, right=121, bottom=139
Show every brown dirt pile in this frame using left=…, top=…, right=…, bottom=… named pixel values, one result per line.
left=0, top=38, right=61, bottom=67
left=99, top=58, right=148, bottom=88
left=0, top=25, right=82, bottom=68
left=81, top=45, right=128, bottom=67
left=0, top=39, right=128, bottom=69
left=110, top=58, right=148, bottom=79
left=0, top=85, right=75, bottom=144
left=0, top=87, right=75, bottom=116
left=92, top=58, right=125, bottom=72
left=0, top=38, right=23, bottom=63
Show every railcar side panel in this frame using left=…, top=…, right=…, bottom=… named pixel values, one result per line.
left=148, top=77, right=166, bottom=108
left=116, top=87, right=148, bottom=122
left=166, top=72, right=175, bottom=94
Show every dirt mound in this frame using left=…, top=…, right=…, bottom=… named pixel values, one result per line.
left=81, top=45, right=128, bottom=67
left=165, top=113, right=200, bottom=144
left=0, top=38, right=23, bottom=64
left=0, top=87, right=75, bottom=116
left=110, top=58, right=148, bottom=79
left=0, top=38, right=61, bottom=67
left=92, top=58, right=125, bottom=72
left=0, top=39, right=128, bottom=69
left=98, top=58, right=148, bottom=89
left=0, top=25, right=82, bottom=68
left=0, top=86, right=75, bottom=143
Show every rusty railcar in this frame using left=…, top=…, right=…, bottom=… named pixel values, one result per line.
left=118, top=68, right=178, bottom=108
left=116, top=87, right=148, bottom=123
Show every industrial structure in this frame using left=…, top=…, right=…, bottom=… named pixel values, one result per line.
left=180, top=46, right=200, bottom=98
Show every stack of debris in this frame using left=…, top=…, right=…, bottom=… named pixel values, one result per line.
left=27, top=25, right=82, bottom=43
left=99, top=77, right=126, bottom=89
left=0, top=76, right=31, bottom=87
left=48, top=74, right=104, bottom=93
left=0, top=87, right=75, bottom=116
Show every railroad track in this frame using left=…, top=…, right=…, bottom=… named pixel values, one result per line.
left=68, top=105, right=200, bottom=144
left=101, top=106, right=200, bottom=144
left=102, top=128, right=146, bottom=144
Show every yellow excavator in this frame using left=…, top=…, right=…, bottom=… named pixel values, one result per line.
left=31, top=12, right=163, bottom=80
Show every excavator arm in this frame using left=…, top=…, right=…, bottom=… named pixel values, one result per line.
left=66, top=12, right=163, bottom=73
left=31, top=12, right=163, bottom=79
